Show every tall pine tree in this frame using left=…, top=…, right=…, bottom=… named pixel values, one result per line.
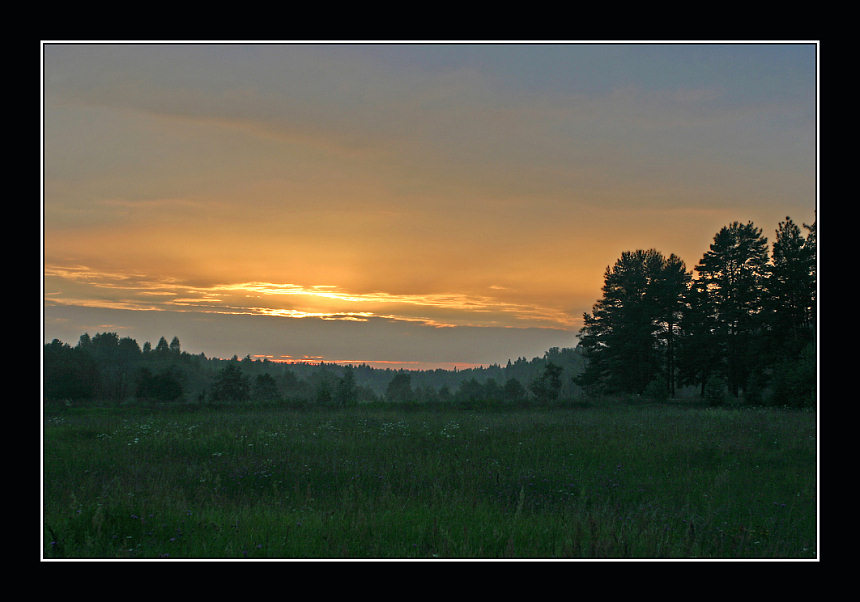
left=576, top=249, right=690, bottom=396
left=693, top=221, right=769, bottom=398
left=767, top=216, right=816, bottom=356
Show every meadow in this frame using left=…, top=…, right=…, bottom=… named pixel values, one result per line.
left=42, top=401, right=817, bottom=560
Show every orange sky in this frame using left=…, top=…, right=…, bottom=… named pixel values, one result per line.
left=42, top=42, right=818, bottom=368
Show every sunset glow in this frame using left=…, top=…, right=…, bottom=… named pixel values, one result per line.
left=42, top=42, right=817, bottom=368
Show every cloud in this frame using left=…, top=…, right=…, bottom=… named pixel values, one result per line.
left=44, top=265, right=580, bottom=331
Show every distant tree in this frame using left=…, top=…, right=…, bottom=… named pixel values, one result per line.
left=169, top=336, right=181, bottom=355
left=211, top=363, right=250, bottom=402
left=136, top=366, right=184, bottom=402
left=437, top=385, right=453, bottom=403
left=118, top=336, right=141, bottom=356
left=530, top=361, right=562, bottom=403
left=77, top=333, right=92, bottom=350
left=252, top=373, right=281, bottom=402
left=335, top=366, right=358, bottom=406
left=91, top=331, right=120, bottom=352
left=456, top=378, right=484, bottom=404
left=312, top=369, right=335, bottom=404
left=86, top=332, right=138, bottom=401
left=503, top=378, right=527, bottom=404
left=116, top=337, right=142, bottom=400
left=482, top=378, right=502, bottom=402
left=280, top=369, right=308, bottom=402
left=356, top=384, right=379, bottom=404
left=43, top=339, right=98, bottom=401
left=414, top=383, right=438, bottom=404
left=155, top=336, right=170, bottom=354
left=386, top=372, right=413, bottom=403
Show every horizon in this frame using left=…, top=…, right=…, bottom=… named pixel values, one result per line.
left=42, top=41, right=818, bottom=370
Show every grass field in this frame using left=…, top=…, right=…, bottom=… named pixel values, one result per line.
left=42, top=401, right=817, bottom=559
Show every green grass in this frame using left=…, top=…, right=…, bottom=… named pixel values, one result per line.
left=42, top=402, right=817, bottom=559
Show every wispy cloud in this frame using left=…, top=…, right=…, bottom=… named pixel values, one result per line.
left=44, top=265, right=579, bottom=331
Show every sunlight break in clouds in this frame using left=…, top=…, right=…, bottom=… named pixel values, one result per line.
left=44, top=266, right=578, bottom=331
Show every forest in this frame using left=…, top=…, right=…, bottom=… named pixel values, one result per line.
left=42, top=216, right=816, bottom=409
left=576, top=216, right=816, bottom=407
left=42, top=330, right=583, bottom=409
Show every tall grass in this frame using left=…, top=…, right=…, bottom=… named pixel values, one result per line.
left=42, top=402, right=817, bottom=559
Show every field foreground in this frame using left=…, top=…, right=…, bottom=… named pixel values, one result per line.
left=42, top=402, right=817, bottom=559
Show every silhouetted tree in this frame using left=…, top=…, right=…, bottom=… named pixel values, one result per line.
left=312, top=368, right=336, bottom=404
left=530, top=361, right=562, bottom=403
left=651, top=253, right=691, bottom=397
left=155, top=336, right=170, bottom=354
left=694, top=221, right=769, bottom=398
left=676, top=283, right=722, bottom=395
left=414, top=383, right=438, bottom=404
left=767, top=216, right=816, bottom=357
left=77, top=333, right=92, bottom=351
left=482, top=378, right=502, bottom=403
left=43, top=339, right=98, bottom=401
left=279, top=369, right=310, bottom=402
left=211, top=363, right=250, bottom=402
left=335, top=366, right=358, bottom=406
left=503, top=377, right=527, bottom=404
left=457, top=378, right=484, bottom=404
left=576, top=249, right=688, bottom=395
left=253, top=373, right=281, bottom=402
left=84, top=332, right=139, bottom=401
left=386, top=372, right=413, bottom=403
left=136, top=366, right=184, bottom=402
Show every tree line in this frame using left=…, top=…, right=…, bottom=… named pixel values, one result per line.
left=575, top=216, right=816, bottom=406
left=42, top=215, right=816, bottom=409
left=42, top=329, right=586, bottom=407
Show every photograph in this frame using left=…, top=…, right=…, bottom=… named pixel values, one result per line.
left=41, top=40, right=819, bottom=560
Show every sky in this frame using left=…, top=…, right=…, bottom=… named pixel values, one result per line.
left=41, top=41, right=818, bottom=369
